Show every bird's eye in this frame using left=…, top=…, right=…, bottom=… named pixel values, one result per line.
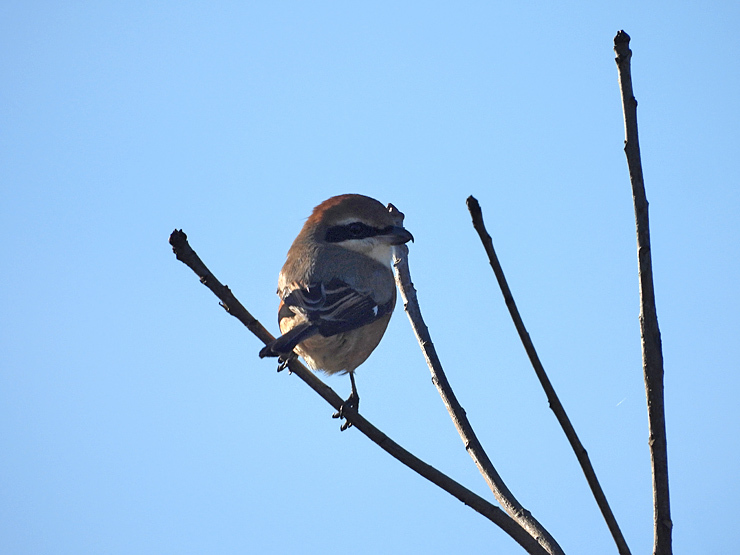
left=325, top=221, right=376, bottom=243
left=348, top=222, right=365, bottom=236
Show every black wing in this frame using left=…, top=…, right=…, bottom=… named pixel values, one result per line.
left=259, top=278, right=393, bottom=359
left=283, top=278, right=393, bottom=337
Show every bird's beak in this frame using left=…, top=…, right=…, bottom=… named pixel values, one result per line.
left=383, top=225, right=414, bottom=245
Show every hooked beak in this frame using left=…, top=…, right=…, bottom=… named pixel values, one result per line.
left=383, top=225, right=414, bottom=245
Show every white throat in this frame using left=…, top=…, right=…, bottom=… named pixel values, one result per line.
left=339, top=238, right=393, bottom=266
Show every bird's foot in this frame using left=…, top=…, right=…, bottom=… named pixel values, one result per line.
left=332, top=391, right=360, bottom=431
left=276, top=353, right=296, bottom=373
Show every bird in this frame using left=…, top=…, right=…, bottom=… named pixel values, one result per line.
left=259, top=194, right=413, bottom=429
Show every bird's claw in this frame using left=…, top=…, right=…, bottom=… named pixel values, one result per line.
left=332, top=392, right=360, bottom=431
left=276, top=353, right=296, bottom=373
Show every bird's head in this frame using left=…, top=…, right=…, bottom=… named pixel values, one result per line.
left=307, top=194, right=414, bottom=265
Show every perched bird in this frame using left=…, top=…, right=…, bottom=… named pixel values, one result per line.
left=259, top=194, right=413, bottom=429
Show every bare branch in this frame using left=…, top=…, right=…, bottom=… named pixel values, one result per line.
left=169, top=229, right=549, bottom=555
left=386, top=209, right=564, bottom=555
left=466, top=196, right=632, bottom=555
left=614, top=30, right=672, bottom=555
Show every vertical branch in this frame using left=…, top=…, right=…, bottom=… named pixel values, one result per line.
left=467, top=196, right=632, bottom=555
left=614, top=30, right=672, bottom=555
left=388, top=207, right=565, bottom=555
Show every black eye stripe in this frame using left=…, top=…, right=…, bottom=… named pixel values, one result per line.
left=325, top=223, right=393, bottom=243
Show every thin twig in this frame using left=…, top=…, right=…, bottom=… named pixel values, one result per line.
left=169, top=229, right=549, bottom=555
left=386, top=210, right=564, bottom=555
left=614, top=30, right=672, bottom=555
left=466, top=196, right=632, bottom=555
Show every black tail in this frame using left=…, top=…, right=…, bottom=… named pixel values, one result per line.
left=259, top=322, right=319, bottom=358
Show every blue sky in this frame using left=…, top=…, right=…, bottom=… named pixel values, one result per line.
left=2, top=2, right=738, bottom=553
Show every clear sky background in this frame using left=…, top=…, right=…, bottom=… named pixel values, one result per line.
left=2, top=2, right=738, bottom=554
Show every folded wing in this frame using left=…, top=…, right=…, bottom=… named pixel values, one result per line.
left=259, top=278, right=393, bottom=358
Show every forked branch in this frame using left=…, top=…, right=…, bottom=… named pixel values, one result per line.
left=387, top=208, right=564, bottom=555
